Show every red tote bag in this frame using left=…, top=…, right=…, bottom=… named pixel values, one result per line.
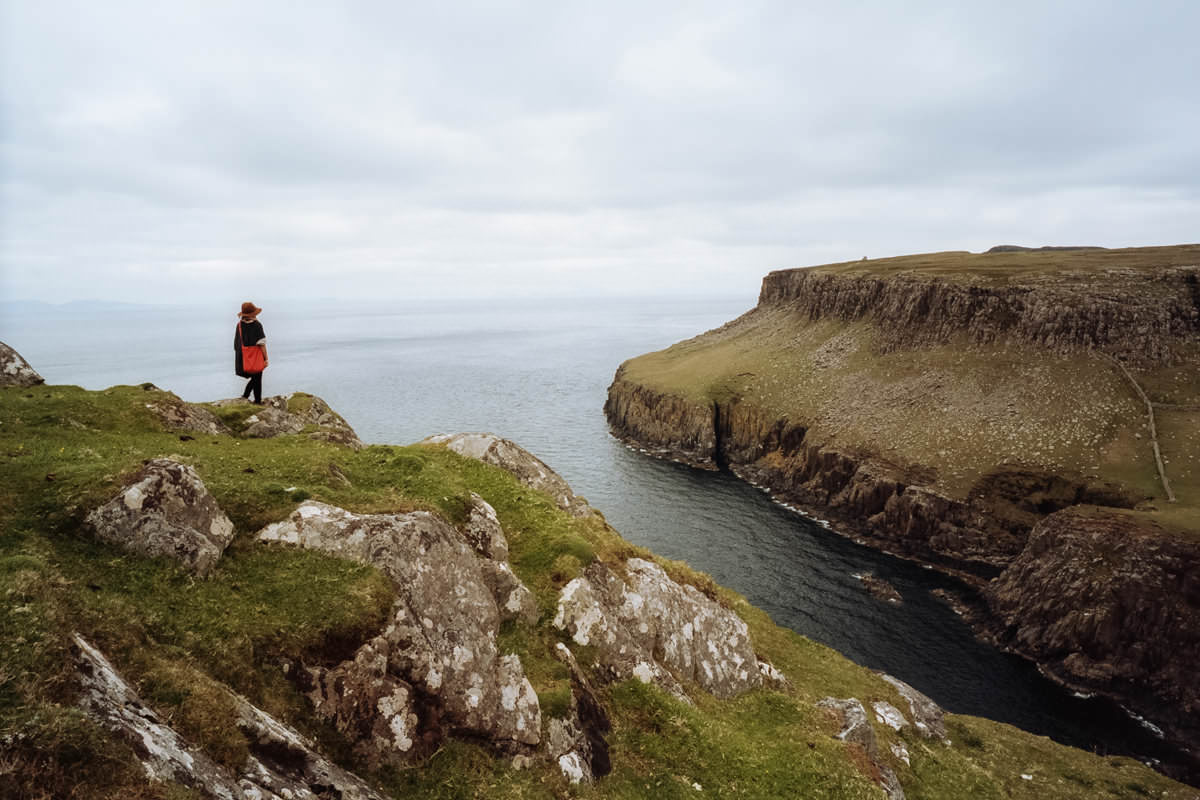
left=237, top=323, right=266, bottom=374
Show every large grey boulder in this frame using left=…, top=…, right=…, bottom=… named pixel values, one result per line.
left=86, top=459, right=235, bottom=576
left=73, top=633, right=386, bottom=800
left=422, top=433, right=592, bottom=517
left=258, top=502, right=541, bottom=762
left=553, top=558, right=783, bottom=700
left=0, top=342, right=44, bottom=387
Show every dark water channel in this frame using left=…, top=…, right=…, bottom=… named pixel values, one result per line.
left=2, top=296, right=1192, bottom=781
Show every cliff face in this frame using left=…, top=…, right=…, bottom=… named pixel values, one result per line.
left=606, top=370, right=1139, bottom=576
left=986, top=508, right=1200, bottom=749
left=759, top=258, right=1200, bottom=366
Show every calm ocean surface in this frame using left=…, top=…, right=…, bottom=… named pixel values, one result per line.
left=0, top=296, right=1184, bottom=772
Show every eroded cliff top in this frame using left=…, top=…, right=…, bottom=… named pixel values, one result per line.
left=768, top=243, right=1200, bottom=286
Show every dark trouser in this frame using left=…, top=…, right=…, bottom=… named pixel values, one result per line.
left=242, top=373, right=263, bottom=403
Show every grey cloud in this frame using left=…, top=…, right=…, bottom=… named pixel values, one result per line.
left=2, top=0, right=1198, bottom=304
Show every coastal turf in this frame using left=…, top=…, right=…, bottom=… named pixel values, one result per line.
left=0, top=384, right=1193, bottom=798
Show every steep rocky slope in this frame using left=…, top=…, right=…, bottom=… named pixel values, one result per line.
left=605, top=245, right=1200, bottom=770
left=3, top=348, right=1196, bottom=797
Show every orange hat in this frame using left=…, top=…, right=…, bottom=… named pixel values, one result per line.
left=239, top=301, right=262, bottom=317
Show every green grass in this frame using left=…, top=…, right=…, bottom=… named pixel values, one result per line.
left=796, top=243, right=1200, bottom=284
left=618, top=305, right=1200, bottom=518
left=1, top=382, right=1194, bottom=799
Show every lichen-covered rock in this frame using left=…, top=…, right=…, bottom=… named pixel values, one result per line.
left=879, top=674, right=947, bottom=740
left=422, top=433, right=592, bottom=517
left=0, top=341, right=43, bottom=387
left=462, top=494, right=538, bottom=625
left=231, top=393, right=364, bottom=449
left=480, top=559, right=539, bottom=625
left=145, top=389, right=229, bottom=436
left=464, top=492, right=509, bottom=560
left=872, top=700, right=909, bottom=732
left=301, top=635, right=426, bottom=770
left=258, top=502, right=541, bottom=755
left=73, top=633, right=386, bottom=800
left=546, top=643, right=612, bottom=784
left=553, top=558, right=777, bottom=700
left=85, top=458, right=235, bottom=576
left=817, top=697, right=905, bottom=800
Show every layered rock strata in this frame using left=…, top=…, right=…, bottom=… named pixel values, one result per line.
left=258, top=501, right=542, bottom=764
left=86, top=458, right=236, bottom=576
left=605, top=252, right=1200, bottom=767
left=758, top=261, right=1200, bottom=366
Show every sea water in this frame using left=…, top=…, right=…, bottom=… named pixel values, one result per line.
left=0, top=296, right=1188, bottom=776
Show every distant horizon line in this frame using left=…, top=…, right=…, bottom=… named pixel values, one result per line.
left=1, top=291, right=759, bottom=311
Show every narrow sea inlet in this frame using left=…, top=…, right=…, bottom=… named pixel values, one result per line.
left=1, top=295, right=1186, bottom=774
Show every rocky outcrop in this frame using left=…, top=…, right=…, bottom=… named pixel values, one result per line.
left=85, top=458, right=236, bottom=576
left=465, top=493, right=539, bottom=624
left=816, top=697, right=905, bottom=800
left=73, top=633, right=386, bottom=800
left=878, top=673, right=947, bottom=740
left=856, top=573, right=903, bottom=605
left=0, top=342, right=44, bottom=387
left=298, top=634, right=428, bottom=770
left=985, top=508, right=1200, bottom=750
left=547, top=643, right=612, bottom=784
left=553, top=557, right=784, bottom=700
left=215, top=393, right=364, bottom=449
left=758, top=259, right=1200, bottom=365
left=258, top=501, right=541, bottom=762
left=145, top=389, right=230, bottom=436
left=423, top=432, right=592, bottom=517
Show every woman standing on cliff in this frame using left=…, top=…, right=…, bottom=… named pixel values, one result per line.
left=235, top=302, right=269, bottom=404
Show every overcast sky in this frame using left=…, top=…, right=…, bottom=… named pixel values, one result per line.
left=2, top=1, right=1198, bottom=305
